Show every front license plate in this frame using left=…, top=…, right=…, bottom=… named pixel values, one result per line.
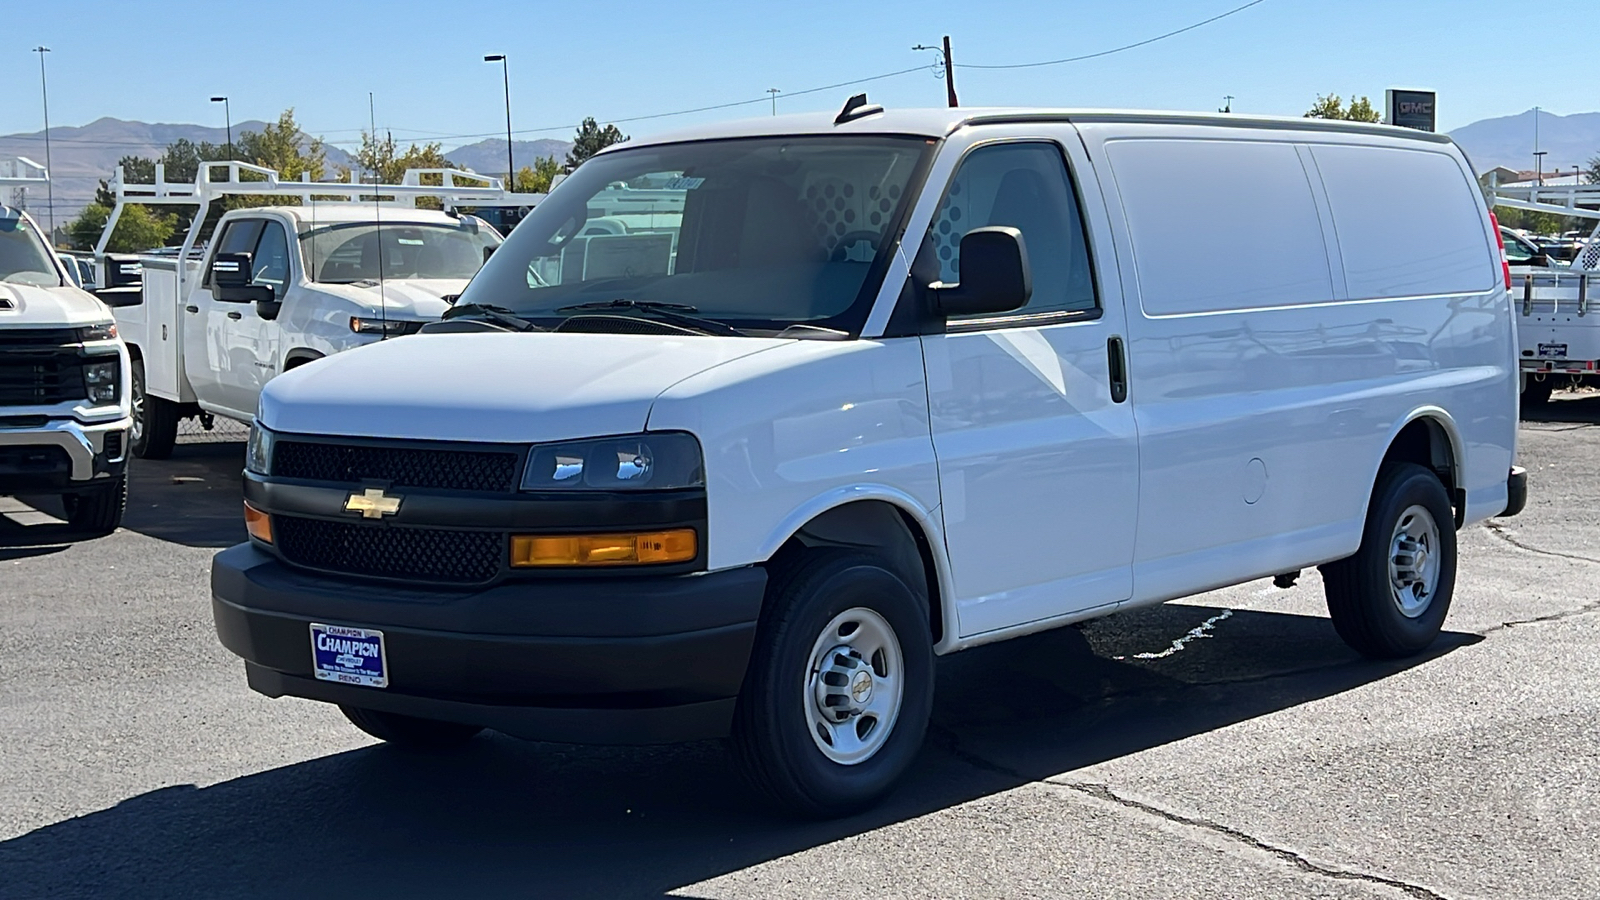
left=1538, top=342, right=1568, bottom=358
left=310, top=624, right=387, bottom=688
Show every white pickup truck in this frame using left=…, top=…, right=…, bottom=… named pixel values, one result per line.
left=1488, top=181, right=1600, bottom=405
left=96, top=161, right=535, bottom=457
left=0, top=196, right=131, bottom=534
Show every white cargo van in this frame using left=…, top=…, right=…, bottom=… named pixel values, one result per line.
left=213, top=102, right=1525, bottom=816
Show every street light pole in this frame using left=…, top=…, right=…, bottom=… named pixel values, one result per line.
left=32, top=47, right=54, bottom=238
left=210, top=96, right=232, bottom=160
left=484, top=55, right=514, bottom=187
left=1534, top=151, right=1548, bottom=187
left=767, top=88, right=780, bottom=116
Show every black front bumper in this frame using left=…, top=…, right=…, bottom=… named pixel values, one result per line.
left=212, top=544, right=767, bottom=744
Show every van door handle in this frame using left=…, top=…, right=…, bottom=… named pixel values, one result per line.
left=185, top=305, right=199, bottom=314
left=1106, top=335, right=1129, bottom=404
left=226, top=311, right=242, bottom=320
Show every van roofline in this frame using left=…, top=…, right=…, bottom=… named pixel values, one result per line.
left=606, top=107, right=1456, bottom=153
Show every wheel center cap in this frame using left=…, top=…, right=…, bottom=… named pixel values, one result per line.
left=850, top=670, right=874, bottom=704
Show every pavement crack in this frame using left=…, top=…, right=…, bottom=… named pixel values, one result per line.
left=1478, top=521, right=1600, bottom=632
left=1052, top=780, right=1453, bottom=900
left=1483, top=520, right=1600, bottom=566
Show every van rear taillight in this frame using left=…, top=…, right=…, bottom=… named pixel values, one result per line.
left=1489, top=211, right=1511, bottom=289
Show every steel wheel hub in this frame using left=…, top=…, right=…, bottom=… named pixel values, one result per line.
left=804, top=607, right=903, bottom=766
left=1388, top=504, right=1441, bottom=618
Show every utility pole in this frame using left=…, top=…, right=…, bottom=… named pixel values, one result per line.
left=1534, top=151, right=1548, bottom=187
left=1532, top=106, right=1541, bottom=184
left=1222, top=95, right=1234, bottom=113
left=484, top=55, right=514, bottom=187
left=211, top=96, right=232, bottom=160
left=767, top=88, right=780, bottom=116
left=32, top=47, right=53, bottom=238
left=913, top=37, right=959, bottom=108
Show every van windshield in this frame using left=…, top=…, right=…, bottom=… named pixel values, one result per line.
left=299, top=221, right=501, bottom=284
left=456, top=135, right=933, bottom=336
left=0, top=212, right=62, bottom=287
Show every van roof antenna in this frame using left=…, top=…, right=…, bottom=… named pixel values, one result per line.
left=834, top=93, right=884, bottom=126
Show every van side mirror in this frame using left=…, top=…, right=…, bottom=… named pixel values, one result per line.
left=212, top=252, right=273, bottom=304
left=930, top=227, right=1032, bottom=318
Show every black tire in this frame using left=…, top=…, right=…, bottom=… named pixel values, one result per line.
left=340, top=705, right=483, bottom=750
left=730, top=549, right=935, bottom=818
left=62, top=474, right=127, bottom=536
left=1521, top=376, right=1555, bottom=409
left=129, top=358, right=178, bottom=460
left=1320, top=462, right=1456, bottom=659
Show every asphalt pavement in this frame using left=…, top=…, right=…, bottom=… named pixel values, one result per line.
left=1, top=399, right=1597, bottom=899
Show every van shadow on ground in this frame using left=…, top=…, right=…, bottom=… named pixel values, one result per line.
left=0, top=440, right=246, bottom=550
left=0, top=599, right=1476, bottom=900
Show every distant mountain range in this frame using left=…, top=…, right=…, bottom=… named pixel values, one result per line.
left=3, top=110, right=1592, bottom=229
left=1447, top=109, right=1600, bottom=175
left=441, top=138, right=573, bottom=180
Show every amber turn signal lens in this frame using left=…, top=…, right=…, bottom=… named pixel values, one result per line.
left=243, top=502, right=272, bottom=544
left=510, top=529, right=696, bottom=567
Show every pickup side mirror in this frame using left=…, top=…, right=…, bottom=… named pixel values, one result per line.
left=94, top=286, right=144, bottom=308
left=1530, top=252, right=1551, bottom=268
left=212, top=251, right=273, bottom=304
left=483, top=245, right=496, bottom=263
left=930, top=227, right=1032, bottom=318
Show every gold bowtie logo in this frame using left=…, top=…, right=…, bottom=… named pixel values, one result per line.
left=344, top=488, right=402, bottom=519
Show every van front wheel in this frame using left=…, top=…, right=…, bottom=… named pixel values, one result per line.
left=1321, top=463, right=1456, bottom=659
left=730, top=549, right=934, bottom=818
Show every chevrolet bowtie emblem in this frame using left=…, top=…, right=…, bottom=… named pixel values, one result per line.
left=344, top=488, right=402, bottom=519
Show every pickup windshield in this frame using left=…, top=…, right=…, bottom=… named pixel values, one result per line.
left=0, top=212, right=62, bottom=287
left=299, top=221, right=501, bottom=284
left=456, top=135, right=933, bottom=335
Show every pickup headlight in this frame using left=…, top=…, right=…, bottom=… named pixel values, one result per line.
left=76, top=322, right=117, bottom=342
left=521, top=432, right=703, bottom=492
left=246, top=423, right=275, bottom=475
left=82, top=358, right=120, bottom=405
left=350, top=317, right=427, bottom=335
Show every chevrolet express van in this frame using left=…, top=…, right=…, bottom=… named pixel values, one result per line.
left=213, top=102, right=1525, bottom=816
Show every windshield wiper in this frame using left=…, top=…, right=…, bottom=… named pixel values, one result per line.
left=440, top=303, right=544, bottom=332
left=556, top=299, right=743, bottom=337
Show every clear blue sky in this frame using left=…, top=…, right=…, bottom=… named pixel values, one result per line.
left=5, top=0, right=1591, bottom=150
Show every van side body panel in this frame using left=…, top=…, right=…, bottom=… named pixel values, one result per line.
left=1079, top=123, right=1515, bottom=606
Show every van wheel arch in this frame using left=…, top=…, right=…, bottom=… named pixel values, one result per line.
left=765, top=500, right=945, bottom=646
left=1379, top=414, right=1462, bottom=527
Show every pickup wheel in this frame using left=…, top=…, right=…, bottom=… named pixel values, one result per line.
left=730, top=549, right=934, bottom=818
left=129, top=358, right=179, bottom=460
left=62, top=474, right=127, bottom=536
left=340, top=706, right=483, bottom=750
left=1321, top=463, right=1456, bottom=659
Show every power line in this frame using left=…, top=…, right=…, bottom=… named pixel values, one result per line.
left=959, top=0, right=1272, bottom=70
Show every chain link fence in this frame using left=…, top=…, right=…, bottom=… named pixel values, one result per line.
left=176, top=414, right=250, bottom=444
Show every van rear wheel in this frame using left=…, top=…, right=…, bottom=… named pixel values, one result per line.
left=1321, top=463, right=1456, bottom=659
left=730, top=549, right=934, bottom=818
left=340, top=705, right=483, bottom=750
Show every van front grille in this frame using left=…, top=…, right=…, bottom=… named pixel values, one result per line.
left=273, top=515, right=504, bottom=585
left=272, top=440, right=520, bottom=493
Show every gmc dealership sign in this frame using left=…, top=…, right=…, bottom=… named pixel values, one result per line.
left=1386, top=90, right=1437, bottom=132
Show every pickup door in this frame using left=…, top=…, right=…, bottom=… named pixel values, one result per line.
left=188, top=217, right=290, bottom=419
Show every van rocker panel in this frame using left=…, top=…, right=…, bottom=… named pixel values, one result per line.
left=211, top=544, right=766, bottom=743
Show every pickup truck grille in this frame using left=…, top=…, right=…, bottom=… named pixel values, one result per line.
left=274, top=515, right=503, bottom=585
left=0, top=354, right=86, bottom=407
left=272, top=440, right=521, bottom=493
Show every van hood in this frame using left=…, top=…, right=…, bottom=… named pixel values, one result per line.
left=258, top=332, right=790, bottom=443
left=313, top=278, right=465, bottom=319
left=0, top=282, right=111, bottom=328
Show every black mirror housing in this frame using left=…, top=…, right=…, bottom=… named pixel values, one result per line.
left=93, top=286, right=144, bottom=308
left=256, top=300, right=282, bottom=321
left=211, top=251, right=273, bottom=303
left=931, top=226, right=1032, bottom=318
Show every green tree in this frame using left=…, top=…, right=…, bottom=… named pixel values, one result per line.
left=1587, top=155, right=1599, bottom=185
left=1305, top=94, right=1382, bottom=123
left=566, top=118, right=628, bottom=169
left=348, top=131, right=457, bottom=185
left=66, top=203, right=177, bottom=252
left=513, top=155, right=562, bottom=193
left=235, top=108, right=327, bottom=182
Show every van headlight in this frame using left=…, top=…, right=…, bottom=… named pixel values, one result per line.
left=82, top=358, right=121, bottom=405
left=521, top=432, right=703, bottom=492
left=246, top=423, right=276, bottom=475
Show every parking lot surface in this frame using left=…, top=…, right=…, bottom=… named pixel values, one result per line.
left=2, top=400, right=1597, bottom=899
